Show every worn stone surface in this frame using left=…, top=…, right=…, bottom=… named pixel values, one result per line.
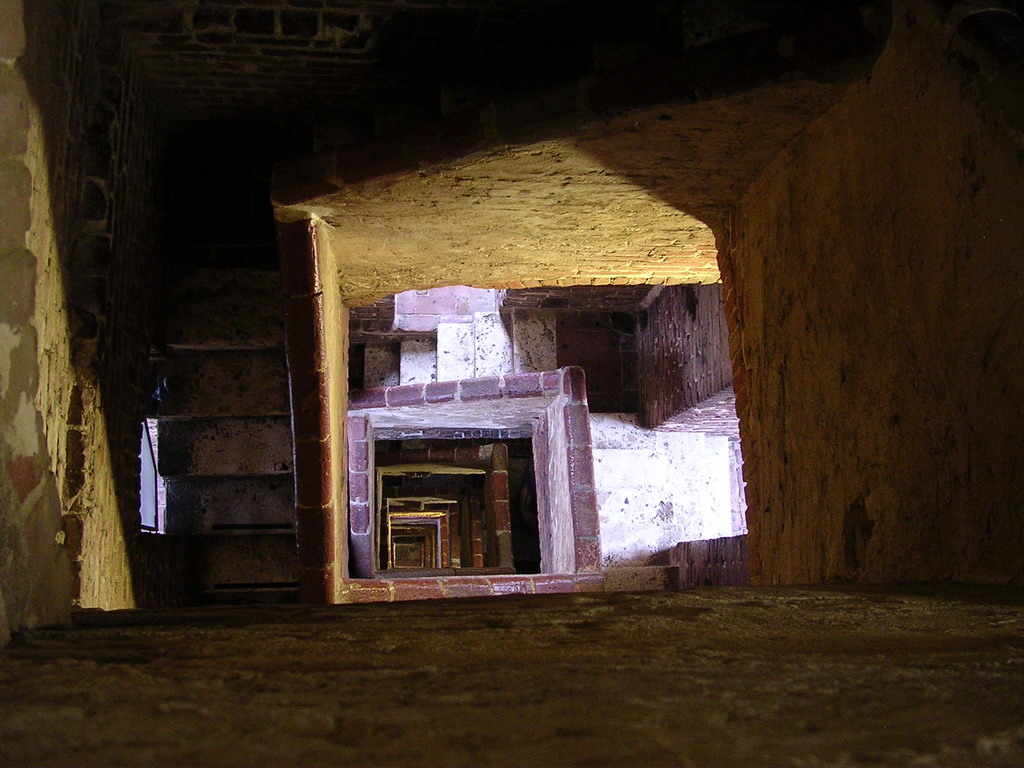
left=164, top=477, right=294, bottom=536
left=398, top=339, right=436, bottom=385
left=153, top=349, right=289, bottom=419
left=158, top=417, right=292, bottom=477
left=511, top=310, right=557, bottom=374
left=541, top=399, right=574, bottom=574
left=472, top=311, right=513, bottom=378
left=590, top=413, right=737, bottom=567
left=2, top=0, right=171, bottom=626
left=195, top=533, right=299, bottom=591
left=1, top=586, right=1023, bottom=767
left=312, top=140, right=720, bottom=305
left=435, top=322, right=474, bottom=381
left=673, top=535, right=749, bottom=587
left=362, top=343, right=399, bottom=389
left=162, top=268, right=284, bottom=350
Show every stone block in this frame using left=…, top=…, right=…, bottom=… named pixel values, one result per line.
left=436, top=322, right=475, bottom=380
left=602, top=566, right=675, bottom=593
left=347, top=413, right=370, bottom=442
left=349, top=534, right=375, bottom=579
left=154, top=349, right=289, bottom=418
left=363, top=343, right=399, bottom=388
left=338, top=579, right=392, bottom=604
left=501, top=372, right=544, bottom=398
left=512, top=310, right=557, bottom=373
left=157, top=416, right=292, bottom=477
left=566, top=446, right=595, bottom=489
left=164, top=476, right=293, bottom=535
left=570, top=488, right=600, bottom=537
left=473, top=312, right=513, bottom=377
left=573, top=574, right=605, bottom=592
left=542, top=370, right=561, bottom=391
left=489, top=576, right=533, bottom=595
left=349, top=387, right=386, bottom=409
left=385, top=383, right=425, bottom=407
left=563, top=402, right=592, bottom=446
left=573, top=536, right=602, bottom=572
left=162, top=269, right=285, bottom=350
left=347, top=439, right=369, bottom=470
left=424, top=380, right=457, bottom=403
left=532, top=574, right=577, bottom=594
left=197, top=534, right=299, bottom=590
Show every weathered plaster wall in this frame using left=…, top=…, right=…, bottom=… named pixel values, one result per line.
left=0, top=1, right=73, bottom=638
left=13, top=0, right=168, bottom=614
left=728, top=1, right=1024, bottom=584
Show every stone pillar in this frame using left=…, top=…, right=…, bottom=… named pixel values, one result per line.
left=490, top=444, right=513, bottom=569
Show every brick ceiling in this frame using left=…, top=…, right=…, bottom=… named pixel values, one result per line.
left=101, top=1, right=879, bottom=124
left=103, top=1, right=886, bottom=291
left=101, top=0, right=605, bottom=122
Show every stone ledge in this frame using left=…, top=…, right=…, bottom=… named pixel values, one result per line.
left=336, top=567, right=681, bottom=604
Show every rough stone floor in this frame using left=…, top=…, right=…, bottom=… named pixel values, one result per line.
left=2, top=586, right=1023, bottom=767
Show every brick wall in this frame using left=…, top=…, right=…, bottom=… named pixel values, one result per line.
left=637, top=284, right=732, bottom=428
left=554, top=310, right=638, bottom=413
left=728, top=2, right=1024, bottom=583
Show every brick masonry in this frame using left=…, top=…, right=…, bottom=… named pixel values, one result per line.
left=343, top=368, right=600, bottom=583
left=637, top=284, right=732, bottom=428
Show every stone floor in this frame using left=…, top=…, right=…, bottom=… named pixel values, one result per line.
left=2, top=585, right=1023, bottom=767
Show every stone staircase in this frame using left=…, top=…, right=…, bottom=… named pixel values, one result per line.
left=151, top=268, right=299, bottom=603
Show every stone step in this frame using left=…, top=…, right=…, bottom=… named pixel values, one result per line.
left=164, top=476, right=294, bottom=535
left=194, top=533, right=299, bottom=593
left=162, top=268, right=284, bottom=350
left=158, top=416, right=292, bottom=477
left=153, top=349, right=289, bottom=419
